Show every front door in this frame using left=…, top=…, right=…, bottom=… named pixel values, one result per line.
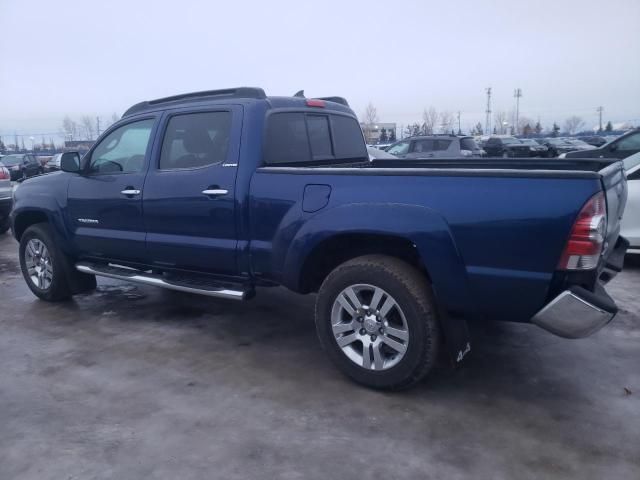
left=143, top=107, right=242, bottom=275
left=67, top=116, right=157, bottom=262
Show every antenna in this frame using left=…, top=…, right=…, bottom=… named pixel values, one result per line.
left=514, top=88, right=522, bottom=134
left=597, top=106, right=604, bottom=132
left=485, top=87, right=492, bottom=134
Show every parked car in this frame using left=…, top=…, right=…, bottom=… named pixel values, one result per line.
left=565, top=128, right=640, bottom=160
left=539, top=138, right=578, bottom=157
left=0, top=154, right=44, bottom=180
left=482, top=135, right=531, bottom=157
left=580, top=136, right=608, bottom=147
left=0, top=162, right=12, bottom=233
left=45, top=153, right=63, bottom=172
left=10, top=87, right=628, bottom=390
left=563, top=138, right=597, bottom=152
left=367, top=143, right=393, bottom=151
left=367, top=146, right=397, bottom=160
left=519, top=139, right=548, bottom=157
left=386, top=135, right=484, bottom=158
left=621, top=152, right=640, bottom=254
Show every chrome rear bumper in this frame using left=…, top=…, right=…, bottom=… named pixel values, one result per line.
left=532, top=285, right=617, bottom=338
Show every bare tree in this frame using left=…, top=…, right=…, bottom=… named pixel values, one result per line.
left=362, top=102, right=379, bottom=126
left=493, top=111, right=508, bottom=134
left=563, top=116, right=584, bottom=135
left=62, top=116, right=78, bottom=141
left=439, top=111, right=454, bottom=133
left=81, top=116, right=95, bottom=140
left=422, top=107, right=438, bottom=134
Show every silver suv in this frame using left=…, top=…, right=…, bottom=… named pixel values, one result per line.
left=386, top=135, right=484, bottom=159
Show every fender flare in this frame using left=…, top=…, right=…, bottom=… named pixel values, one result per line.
left=282, top=202, right=474, bottom=315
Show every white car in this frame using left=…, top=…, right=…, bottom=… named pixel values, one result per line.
left=621, top=152, right=640, bottom=253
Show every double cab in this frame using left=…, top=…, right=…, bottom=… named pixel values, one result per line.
left=11, top=87, right=628, bottom=389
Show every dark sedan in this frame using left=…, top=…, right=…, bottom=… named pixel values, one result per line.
left=483, top=136, right=531, bottom=157
left=537, top=138, right=577, bottom=157
left=519, top=139, right=549, bottom=157
left=1, top=154, right=44, bottom=180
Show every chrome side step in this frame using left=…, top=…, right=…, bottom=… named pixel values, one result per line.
left=76, top=262, right=249, bottom=300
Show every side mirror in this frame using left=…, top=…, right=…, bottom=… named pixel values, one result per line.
left=61, top=152, right=81, bottom=173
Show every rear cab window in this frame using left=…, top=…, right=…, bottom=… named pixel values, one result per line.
left=263, top=111, right=367, bottom=165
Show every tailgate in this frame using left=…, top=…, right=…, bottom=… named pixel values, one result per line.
left=600, top=160, right=628, bottom=258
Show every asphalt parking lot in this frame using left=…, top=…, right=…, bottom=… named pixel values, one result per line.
left=0, top=233, right=638, bottom=480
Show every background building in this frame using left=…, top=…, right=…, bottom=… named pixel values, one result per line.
left=360, top=122, right=397, bottom=144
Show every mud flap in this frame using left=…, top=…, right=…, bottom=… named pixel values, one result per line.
left=440, top=315, right=471, bottom=366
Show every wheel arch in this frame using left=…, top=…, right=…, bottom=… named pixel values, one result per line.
left=282, top=203, right=475, bottom=316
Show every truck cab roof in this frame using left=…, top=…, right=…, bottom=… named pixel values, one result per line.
left=123, top=87, right=354, bottom=118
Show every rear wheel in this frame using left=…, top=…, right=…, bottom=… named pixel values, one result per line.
left=19, top=223, right=95, bottom=301
left=315, top=255, right=440, bottom=390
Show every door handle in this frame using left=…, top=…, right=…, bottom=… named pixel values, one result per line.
left=202, top=189, right=228, bottom=197
left=121, top=189, right=141, bottom=196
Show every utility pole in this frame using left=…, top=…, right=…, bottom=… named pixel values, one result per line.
left=96, top=116, right=101, bottom=137
left=514, top=88, right=522, bottom=134
left=485, top=87, right=492, bottom=135
left=597, top=106, right=604, bottom=132
left=457, top=111, right=461, bottom=134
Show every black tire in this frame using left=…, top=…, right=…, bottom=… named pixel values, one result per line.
left=315, top=255, right=440, bottom=390
left=19, top=223, right=96, bottom=301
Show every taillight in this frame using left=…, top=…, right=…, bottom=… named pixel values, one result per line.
left=558, top=191, right=607, bottom=270
left=0, top=167, right=9, bottom=180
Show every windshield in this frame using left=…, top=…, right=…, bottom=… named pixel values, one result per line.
left=546, top=138, right=569, bottom=145
left=0, top=155, right=21, bottom=166
left=501, top=137, right=522, bottom=145
left=568, top=140, right=590, bottom=147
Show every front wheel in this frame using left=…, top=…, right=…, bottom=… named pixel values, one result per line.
left=315, top=255, right=440, bottom=390
left=19, top=223, right=95, bottom=301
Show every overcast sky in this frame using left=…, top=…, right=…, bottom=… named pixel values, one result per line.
left=1, top=0, right=639, bottom=141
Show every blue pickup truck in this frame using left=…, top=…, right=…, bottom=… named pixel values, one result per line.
left=10, top=88, right=629, bottom=389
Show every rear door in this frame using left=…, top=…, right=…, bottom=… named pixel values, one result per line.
left=142, top=106, right=242, bottom=274
left=67, top=116, right=158, bottom=262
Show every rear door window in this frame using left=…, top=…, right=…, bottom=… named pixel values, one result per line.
left=160, top=111, right=232, bottom=170
left=433, top=139, right=452, bottom=151
left=412, top=139, right=435, bottom=153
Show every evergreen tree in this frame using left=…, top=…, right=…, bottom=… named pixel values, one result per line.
left=552, top=123, right=560, bottom=137
left=379, top=128, right=388, bottom=143
left=389, top=129, right=396, bottom=142
left=605, top=121, right=613, bottom=132
left=475, top=122, right=483, bottom=135
left=534, top=122, right=542, bottom=135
